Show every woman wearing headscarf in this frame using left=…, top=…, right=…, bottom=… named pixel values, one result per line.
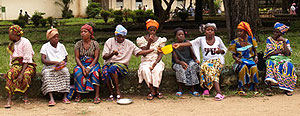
left=264, top=22, right=297, bottom=96
left=74, top=24, right=101, bottom=104
left=173, top=23, right=227, bottom=100
left=136, top=19, right=167, bottom=100
left=4, top=25, right=36, bottom=108
left=102, top=25, right=154, bottom=100
left=228, top=21, right=259, bottom=96
left=40, top=28, right=71, bottom=106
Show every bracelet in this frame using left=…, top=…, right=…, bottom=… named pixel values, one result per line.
left=87, top=66, right=91, bottom=69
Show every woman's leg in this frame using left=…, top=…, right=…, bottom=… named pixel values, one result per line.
left=178, top=82, right=183, bottom=92
left=110, top=72, right=121, bottom=97
left=49, top=92, right=55, bottom=102
left=105, top=78, right=114, bottom=95
left=94, top=85, right=100, bottom=98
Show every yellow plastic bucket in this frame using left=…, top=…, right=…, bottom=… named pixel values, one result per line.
left=161, top=44, right=173, bottom=55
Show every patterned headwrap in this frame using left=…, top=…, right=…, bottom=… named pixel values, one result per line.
left=46, top=27, right=59, bottom=40
left=237, top=21, right=253, bottom=38
left=274, top=22, right=289, bottom=35
left=146, top=19, right=159, bottom=30
left=81, top=24, right=94, bottom=39
left=114, top=25, right=127, bottom=36
left=8, top=25, right=24, bottom=36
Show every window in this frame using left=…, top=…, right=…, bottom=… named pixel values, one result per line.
left=136, top=0, right=143, bottom=9
left=116, top=0, right=123, bottom=9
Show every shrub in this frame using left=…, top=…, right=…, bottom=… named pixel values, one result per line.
left=86, top=2, right=101, bottom=18
left=31, top=11, right=45, bottom=27
left=113, top=10, right=123, bottom=24
left=47, top=17, right=53, bottom=26
left=12, top=20, right=26, bottom=28
left=100, top=10, right=111, bottom=23
left=133, top=10, right=146, bottom=22
left=55, top=0, right=74, bottom=19
left=145, top=10, right=156, bottom=20
left=40, top=19, right=47, bottom=27
left=123, top=9, right=135, bottom=22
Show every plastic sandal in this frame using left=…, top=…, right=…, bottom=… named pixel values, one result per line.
left=23, top=99, right=30, bottom=105
left=147, top=93, right=154, bottom=100
left=62, top=98, right=71, bottom=104
left=285, top=91, right=293, bottom=96
left=74, top=95, right=81, bottom=102
left=4, top=102, right=13, bottom=108
left=237, top=91, right=247, bottom=96
left=191, top=91, right=200, bottom=97
left=176, top=92, right=183, bottom=97
left=215, top=93, right=225, bottom=101
left=116, top=95, right=122, bottom=100
left=48, top=101, right=56, bottom=106
left=202, top=90, right=210, bottom=96
left=94, top=97, right=101, bottom=104
left=253, top=91, right=260, bottom=96
left=156, top=93, right=163, bottom=99
left=108, top=95, right=114, bottom=101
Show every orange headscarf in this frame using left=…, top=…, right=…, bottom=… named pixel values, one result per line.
left=237, top=21, right=253, bottom=38
left=146, top=19, right=159, bottom=30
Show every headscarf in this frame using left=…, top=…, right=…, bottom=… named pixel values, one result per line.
left=146, top=19, right=159, bottom=30
left=114, top=25, right=127, bottom=36
left=8, top=25, right=24, bottom=36
left=274, top=22, right=289, bottom=35
left=46, top=27, right=59, bottom=40
left=81, top=24, right=94, bottom=39
left=237, top=21, right=253, bottom=38
left=199, top=23, right=217, bottom=33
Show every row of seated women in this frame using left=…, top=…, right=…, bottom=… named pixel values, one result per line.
left=3, top=20, right=297, bottom=108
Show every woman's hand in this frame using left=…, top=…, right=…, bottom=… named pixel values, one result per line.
left=81, top=67, right=87, bottom=77
left=196, top=60, right=201, bottom=64
left=236, top=58, right=242, bottom=63
left=277, top=37, right=285, bottom=41
left=180, top=61, right=188, bottom=70
left=150, top=62, right=157, bottom=70
left=17, top=73, right=23, bottom=82
left=112, top=50, right=119, bottom=56
left=149, top=35, right=154, bottom=43
left=172, top=43, right=180, bottom=49
left=254, top=56, right=258, bottom=64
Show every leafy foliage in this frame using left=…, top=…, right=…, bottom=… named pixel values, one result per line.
left=55, top=0, right=74, bottom=19
left=86, top=2, right=101, bottom=18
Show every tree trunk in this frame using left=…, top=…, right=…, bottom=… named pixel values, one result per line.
left=282, top=0, right=288, bottom=13
left=195, top=0, right=203, bottom=24
left=223, top=0, right=262, bottom=41
left=209, top=0, right=216, bottom=15
left=153, top=0, right=175, bottom=28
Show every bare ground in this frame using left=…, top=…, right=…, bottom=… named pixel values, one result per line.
left=1, top=91, right=300, bottom=116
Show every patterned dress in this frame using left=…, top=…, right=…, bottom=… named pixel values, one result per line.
left=228, top=36, right=259, bottom=89
left=74, top=40, right=101, bottom=93
left=136, top=36, right=166, bottom=88
left=264, top=37, right=297, bottom=91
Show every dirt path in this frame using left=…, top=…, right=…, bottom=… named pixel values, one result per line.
left=1, top=92, right=300, bottom=116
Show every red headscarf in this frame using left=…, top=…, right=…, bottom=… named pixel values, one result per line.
left=81, top=24, right=94, bottom=39
left=237, top=21, right=253, bottom=38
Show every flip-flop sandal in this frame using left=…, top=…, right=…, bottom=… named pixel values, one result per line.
left=4, top=102, right=13, bottom=108
left=93, top=97, right=101, bottom=104
left=253, top=91, right=260, bottom=96
left=23, top=99, right=30, bottom=104
left=108, top=95, right=114, bottom=101
left=191, top=91, right=200, bottom=97
left=285, top=91, right=293, bottom=96
left=175, top=92, right=183, bottom=97
left=237, top=91, right=247, bottom=96
left=62, top=98, right=71, bottom=104
left=74, top=95, right=81, bottom=102
left=202, top=90, right=210, bottom=97
left=48, top=101, right=56, bottom=106
left=147, top=93, right=154, bottom=100
left=156, top=93, right=163, bottom=99
left=116, top=95, right=122, bottom=100
left=265, top=88, right=273, bottom=96
left=215, top=93, right=225, bottom=101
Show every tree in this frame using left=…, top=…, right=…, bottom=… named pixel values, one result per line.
left=209, top=0, right=216, bottom=15
left=195, top=0, right=203, bottom=24
left=55, top=0, right=74, bottom=19
left=223, top=0, right=261, bottom=41
left=153, top=0, right=175, bottom=24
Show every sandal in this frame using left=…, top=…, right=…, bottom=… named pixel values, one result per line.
left=156, top=93, right=163, bottom=99
left=62, top=98, right=71, bottom=104
left=191, top=91, right=200, bottom=97
left=147, top=93, right=154, bottom=100
left=93, top=97, right=101, bottom=104
left=202, top=90, right=210, bottom=96
left=48, top=101, right=56, bottom=106
left=108, top=95, right=114, bottom=101
left=253, top=91, right=260, bottom=97
left=215, top=93, right=225, bottom=101
left=116, top=95, right=122, bottom=100
left=176, top=92, right=183, bottom=97
left=4, top=102, right=13, bottom=108
left=265, top=88, right=273, bottom=96
left=23, top=99, right=30, bottom=105
left=237, top=91, right=247, bottom=96
left=285, top=91, right=293, bottom=96
left=74, top=95, right=81, bottom=102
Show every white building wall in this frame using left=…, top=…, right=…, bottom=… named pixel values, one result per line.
left=0, top=0, right=88, bottom=20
